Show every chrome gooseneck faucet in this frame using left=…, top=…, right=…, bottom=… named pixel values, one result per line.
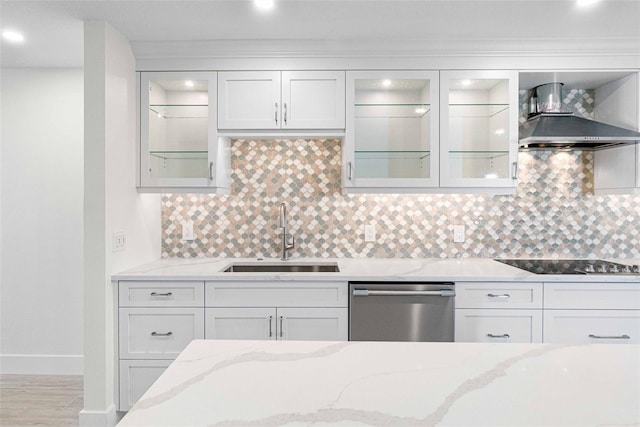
left=278, top=202, right=295, bottom=260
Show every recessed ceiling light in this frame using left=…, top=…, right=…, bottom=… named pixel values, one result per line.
left=382, top=79, right=392, bottom=87
left=576, top=0, right=600, bottom=7
left=184, top=80, right=194, bottom=88
left=2, top=30, right=25, bottom=44
left=254, top=0, right=275, bottom=11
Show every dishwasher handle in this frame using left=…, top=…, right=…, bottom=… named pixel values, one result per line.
left=352, top=289, right=455, bottom=297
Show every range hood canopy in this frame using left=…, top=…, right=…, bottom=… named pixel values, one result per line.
left=519, top=83, right=640, bottom=151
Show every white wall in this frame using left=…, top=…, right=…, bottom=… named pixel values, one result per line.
left=81, top=21, right=160, bottom=427
left=0, top=68, right=84, bottom=374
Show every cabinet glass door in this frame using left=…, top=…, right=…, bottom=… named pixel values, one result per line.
left=440, top=70, right=518, bottom=188
left=345, top=71, right=439, bottom=189
left=140, top=71, right=224, bottom=188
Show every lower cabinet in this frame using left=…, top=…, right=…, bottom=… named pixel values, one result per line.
left=543, top=310, right=640, bottom=344
left=205, top=307, right=348, bottom=341
left=455, top=309, right=543, bottom=343
left=119, top=360, right=172, bottom=411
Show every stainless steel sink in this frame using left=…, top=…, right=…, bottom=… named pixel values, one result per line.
left=223, top=263, right=340, bottom=273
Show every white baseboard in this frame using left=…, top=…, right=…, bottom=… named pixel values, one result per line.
left=0, top=354, right=83, bottom=375
left=79, top=404, right=117, bottom=427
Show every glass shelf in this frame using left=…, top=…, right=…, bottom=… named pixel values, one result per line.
left=448, top=150, right=510, bottom=160
left=355, top=150, right=431, bottom=160
left=355, top=104, right=431, bottom=118
left=149, top=105, right=208, bottom=119
left=448, top=104, right=509, bottom=118
left=149, top=151, right=208, bottom=160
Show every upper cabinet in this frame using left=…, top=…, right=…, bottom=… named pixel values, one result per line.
left=139, top=71, right=230, bottom=191
left=217, top=71, right=346, bottom=130
left=344, top=71, right=440, bottom=190
left=439, top=70, right=519, bottom=189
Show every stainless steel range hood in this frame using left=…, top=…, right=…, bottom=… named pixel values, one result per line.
left=519, top=83, right=640, bottom=151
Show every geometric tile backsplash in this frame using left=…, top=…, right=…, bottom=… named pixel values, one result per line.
left=161, top=141, right=640, bottom=259
left=162, top=88, right=639, bottom=260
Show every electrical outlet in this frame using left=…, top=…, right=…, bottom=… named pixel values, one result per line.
left=364, top=224, right=376, bottom=242
left=453, top=225, right=465, bottom=243
left=182, top=221, right=194, bottom=241
left=113, top=231, right=126, bottom=252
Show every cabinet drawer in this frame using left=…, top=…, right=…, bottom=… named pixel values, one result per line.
left=455, top=309, right=542, bottom=343
left=543, top=310, right=640, bottom=344
left=544, top=283, right=640, bottom=310
left=205, top=281, right=348, bottom=307
left=455, top=282, right=543, bottom=309
left=119, top=281, right=204, bottom=307
left=119, top=308, right=204, bottom=359
left=118, top=360, right=172, bottom=411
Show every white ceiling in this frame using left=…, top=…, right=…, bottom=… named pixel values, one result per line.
left=1, top=0, right=639, bottom=68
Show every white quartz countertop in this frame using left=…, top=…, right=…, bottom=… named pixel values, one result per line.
left=112, top=257, right=640, bottom=283
left=118, top=339, right=640, bottom=427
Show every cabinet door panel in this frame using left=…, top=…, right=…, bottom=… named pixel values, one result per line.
left=205, top=307, right=276, bottom=340
left=282, top=71, right=345, bottom=129
left=218, top=71, right=281, bottom=129
left=119, top=308, right=204, bottom=359
left=119, top=360, right=172, bottom=411
left=277, top=307, right=348, bottom=341
left=455, top=309, right=542, bottom=343
left=544, top=283, right=640, bottom=310
left=544, top=310, right=640, bottom=344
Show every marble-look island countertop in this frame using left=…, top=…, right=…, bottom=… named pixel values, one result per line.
left=112, top=257, right=640, bottom=283
left=118, top=340, right=640, bottom=426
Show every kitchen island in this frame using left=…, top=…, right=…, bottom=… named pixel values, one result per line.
left=117, top=339, right=640, bottom=426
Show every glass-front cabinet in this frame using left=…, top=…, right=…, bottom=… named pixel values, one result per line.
left=344, top=71, right=440, bottom=190
left=439, top=70, right=519, bottom=189
left=139, top=71, right=230, bottom=191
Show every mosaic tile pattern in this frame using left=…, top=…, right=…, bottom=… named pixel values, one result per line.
left=162, top=138, right=639, bottom=259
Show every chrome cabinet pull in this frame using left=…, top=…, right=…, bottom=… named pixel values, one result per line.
left=347, top=162, right=353, bottom=181
left=588, top=334, right=630, bottom=340
left=275, top=102, right=278, bottom=125
left=151, top=331, right=173, bottom=337
left=487, top=333, right=510, bottom=339
left=284, top=102, right=287, bottom=125
left=150, top=292, right=173, bottom=297
left=512, top=162, right=518, bottom=180
left=209, top=161, right=214, bottom=180
left=268, top=316, right=273, bottom=338
left=487, top=293, right=510, bottom=298
left=279, top=316, right=284, bottom=338
left=352, top=289, right=455, bottom=297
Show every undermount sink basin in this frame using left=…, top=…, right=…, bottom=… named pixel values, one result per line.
left=223, top=263, right=340, bottom=273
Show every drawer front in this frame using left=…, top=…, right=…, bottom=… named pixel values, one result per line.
left=543, top=310, right=640, bottom=344
left=119, top=281, right=205, bottom=307
left=455, top=282, right=543, bottom=309
left=119, top=308, right=204, bottom=359
left=544, top=283, right=640, bottom=310
left=455, top=309, right=542, bottom=343
left=205, top=281, right=348, bottom=307
left=118, top=360, right=172, bottom=411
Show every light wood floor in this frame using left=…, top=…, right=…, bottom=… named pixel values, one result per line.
left=0, top=375, right=83, bottom=426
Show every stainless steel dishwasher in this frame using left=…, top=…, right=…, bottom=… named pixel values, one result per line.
left=349, top=282, right=455, bottom=342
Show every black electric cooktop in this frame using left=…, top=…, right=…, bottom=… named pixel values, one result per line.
left=495, top=259, right=640, bottom=275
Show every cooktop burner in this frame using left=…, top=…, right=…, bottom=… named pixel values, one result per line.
left=495, top=259, right=640, bottom=275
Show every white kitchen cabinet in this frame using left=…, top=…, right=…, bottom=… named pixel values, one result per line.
left=217, top=71, right=345, bottom=130
left=119, top=360, right=172, bottom=411
left=205, top=307, right=348, bottom=341
left=440, top=70, right=519, bottom=192
left=116, top=281, right=206, bottom=411
left=454, top=282, right=543, bottom=343
left=543, top=282, right=640, bottom=344
left=344, top=71, right=440, bottom=190
left=455, top=309, right=543, bottom=343
left=138, top=71, right=230, bottom=191
left=205, top=281, right=349, bottom=342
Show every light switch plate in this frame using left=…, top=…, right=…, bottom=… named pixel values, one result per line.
left=364, top=224, right=376, bottom=242
left=113, top=231, right=126, bottom=252
left=453, top=225, right=465, bottom=243
left=182, top=221, right=194, bottom=241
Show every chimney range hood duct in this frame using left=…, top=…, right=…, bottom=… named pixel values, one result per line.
left=519, top=82, right=640, bottom=151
